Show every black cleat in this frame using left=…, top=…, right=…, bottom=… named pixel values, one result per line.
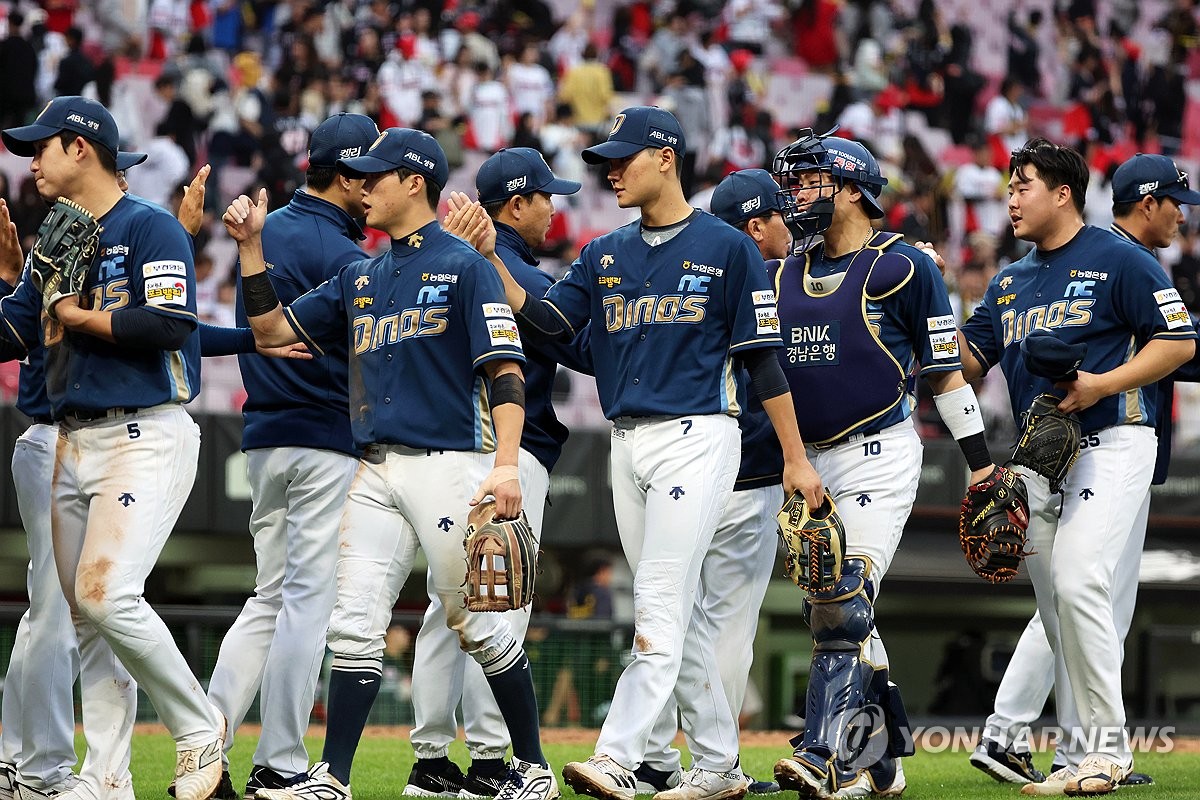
left=404, top=759, right=468, bottom=798
left=970, top=741, right=1045, bottom=785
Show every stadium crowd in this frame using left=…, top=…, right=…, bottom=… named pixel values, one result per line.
left=2, top=0, right=1200, bottom=444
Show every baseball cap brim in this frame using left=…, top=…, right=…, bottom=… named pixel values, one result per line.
left=336, top=154, right=399, bottom=177
left=1163, top=185, right=1200, bottom=205
left=581, top=139, right=646, bottom=165
left=2, top=123, right=64, bottom=156
left=540, top=176, right=582, bottom=195
left=116, top=151, right=148, bottom=170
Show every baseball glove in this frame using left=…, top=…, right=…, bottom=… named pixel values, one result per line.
left=30, top=197, right=101, bottom=319
left=777, top=491, right=846, bottom=594
left=958, top=465, right=1031, bottom=583
left=1010, top=393, right=1082, bottom=493
left=463, top=501, right=537, bottom=612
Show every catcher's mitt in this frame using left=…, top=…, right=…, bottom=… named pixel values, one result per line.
left=463, top=501, right=537, bottom=612
left=30, top=197, right=101, bottom=319
left=777, top=491, right=846, bottom=594
left=958, top=465, right=1031, bottom=583
left=1010, top=393, right=1081, bottom=493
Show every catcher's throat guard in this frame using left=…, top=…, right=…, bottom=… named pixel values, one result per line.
left=462, top=501, right=537, bottom=612
left=777, top=491, right=847, bottom=594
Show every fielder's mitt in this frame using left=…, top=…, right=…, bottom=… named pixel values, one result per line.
left=463, top=501, right=537, bottom=612
left=777, top=491, right=846, bottom=594
left=30, top=197, right=101, bottom=319
left=1010, top=393, right=1081, bottom=493
left=958, top=465, right=1030, bottom=583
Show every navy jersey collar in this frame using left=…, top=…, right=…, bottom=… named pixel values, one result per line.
left=1110, top=222, right=1152, bottom=253
left=390, top=220, right=443, bottom=258
left=495, top=221, right=538, bottom=266
left=292, top=189, right=365, bottom=241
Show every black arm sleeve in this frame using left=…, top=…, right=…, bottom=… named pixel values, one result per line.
left=197, top=322, right=257, bottom=357
left=738, top=347, right=790, bottom=401
left=515, top=293, right=574, bottom=344
left=110, top=307, right=196, bottom=350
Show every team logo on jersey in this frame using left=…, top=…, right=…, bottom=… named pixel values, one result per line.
left=143, top=260, right=185, bottom=277
left=926, top=314, right=956, bottom=332
left=355, top=275, right=370, bottom=290
left=506, top=176, right=528, bottom=192
left=602, top=293, right=707, bottom=332
left=678, top=275, right=710, bottom=293
left=487, top=318, right=522, bottom=345
left=599, top=276, right=622, bottom=288
left=353, top=297, right=373, bottom=308
left=682, top=260, right=724, bottom=278
left=1069, top=269, right=1108, bottom=281
left=929, top=330, right=959, bottom=360
left=407, top=232, right=424, bottom=248
left=999, top=276, right=1013, bottom=290
left=609, top=114, right=626, bottom=136
left=417, top=284, right=449, bottom=304
left=997, top=293, right=1017, bottom=306
left=1064, top=280, right=1095, bottom=298
left=600, top=254, right=615, bottom=269
left=145, top=276, right=187, bottom=305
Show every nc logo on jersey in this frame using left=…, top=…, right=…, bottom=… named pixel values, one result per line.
left=997, top=293, right=1017, bottom=306
left=353, top=296, right=373, bottom=309
left=1064, top=280, right=1095, bottom=298
left=355, top=275, right=370, bottom=290
left=599, top=276, right=622, bottom=289
left=1000, top=276, right=1013, bottom=290
left=506, top=176, right=528, bottom=192
left=677, top=275, right=710, bottom=293
left=600, top=254, right=615, bottom=270
left=417, top=284, right=449, bottom=304
left=407, top=232, right=424, bottom=248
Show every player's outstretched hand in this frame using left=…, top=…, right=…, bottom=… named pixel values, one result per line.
left=443, top=192, right=497, bottom=259
left=223, top=188, right=269, bottom=243
left=784, top=455, right=824, bottom=509
left=0, top=199, right=23, bottom=286
left=470, top=464, right=522, bottom=519
left=256, top=341, right=313, bottom=360
left=914, top=240, right=945, bottom=274
left=1054, top=371, right=1105, bottom=414
left=178, top=164, right=211, bottom=237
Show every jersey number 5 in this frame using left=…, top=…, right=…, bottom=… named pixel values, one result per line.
left=127, top=422, right=141, bottom=440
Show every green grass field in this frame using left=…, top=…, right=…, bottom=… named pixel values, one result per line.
left=112, top=730, right=1198, bottom=799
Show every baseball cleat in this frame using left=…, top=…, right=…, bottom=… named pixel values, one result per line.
left=460, top=762, right=509, bottom=800
left=863, top=758, right=905, bottom=797
left=1064, top=755, right=1127, bottom=796
left=744, top=775, right=780, bottom=796
left=13, top=776, right=83, bottom=800
left=173, top=735, right=225, bottom=800
left=773, top=756, right=828, bottom=799
left=634, top=766, right=682, bottom=796
left=970, top=741, right=1045, bottom=784
left=256, top=762, right=351, bottom=800
left=1020, top=765, right=1075, bottom=796
left=651, top=768, right=748, bottom=800
left=404, top=759, right=467, bottom=798
left=1, top=763, right=16, bottom=800
left=1121, top=771, right=1153, bottom=786
left=245, top=766, right=303, bottom=800
left=562, top=754, right=638, bottom=800
left=494, top=758, right=560, bottom=800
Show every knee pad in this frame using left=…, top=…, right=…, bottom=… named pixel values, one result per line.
left=803, top=559, right=876, bottom=652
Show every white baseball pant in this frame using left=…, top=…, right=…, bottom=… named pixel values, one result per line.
left=642, top=483, right=783, bottom=772
left=1013, top=425, right=1156, bottom=770
left=596, top=414, right=741, bottom=773
left=409, top=451, right=549, bottom=761
left=208, top=447, right=359, bottom=775
left=53, top=405, right=219, bottom=749
left=327, top=447, right=524, bottom=675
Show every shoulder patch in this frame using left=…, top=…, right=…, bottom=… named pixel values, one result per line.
left=483, top=303, right=514, bottom=320
left=1155, top=288, right=1182, bottom=306
left=143, top=260, right=187, bottom=278
left=145, top=275, right=188, bottom=306
left=487, top=318, right=522, bottom=346
left=1159, top=301, right=1193, bottom=330
left=752, top=290, right=776, bottom=305
left=927, top=314, right=956, bottom=332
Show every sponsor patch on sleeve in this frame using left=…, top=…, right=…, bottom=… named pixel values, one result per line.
left=144, top=275, right=188, bottom=306
left=1159, top=301, right=1193, bottom=330
left=1155, top=288, right=1183, bottom=305
left=143, top=260, right=187, bottom=278
left=755, top=306, right=780, bottom=335
left=927, top=314, right=956, bottom=332
left=487, top=318, right=523, bottom=346
left=483, top=302, right=515, bottom=319
left=752, top=290, right=776, bottom=305
left=929, top=330, right=960, bottom=359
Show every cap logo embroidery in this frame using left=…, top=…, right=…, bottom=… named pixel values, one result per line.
left=404, top=150, right=436, bottom=172
left=66, top=113, right=100, bottom=131
left=610, top=114, right=626, bottom=136
left=740, top=196, right=762, bottom=214
left=339, top=146, right=362, bottom=159
left=1139, top=181, right=1158, bottom=195
left=368, top=131, right=388, bottom=151
left=506, top=176, right=528, bottom=192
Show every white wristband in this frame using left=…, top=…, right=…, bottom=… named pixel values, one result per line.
left=933, top=383, right=986, bottom=440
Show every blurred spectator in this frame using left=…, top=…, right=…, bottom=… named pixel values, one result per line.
left=940, top=24, right=985, bottom=145
left=641, top=12, right=689, bottom=92
left=512, top=111, right=544, bottom=154
left=540, top=103, right=588, bottom=197
left=55, top=26, right=94, bottom=96
left=558, top=43, right=614, bottom=135
left=468, top=62, right=512, bottom=152
left=791, top=0, right=840, bottom=73
left=567, top=558, right=615, bottom=620
left=984, top=77, right=1027, bottom=159
left=1006, top=10, right=1044, bottom=96
left=838, top=85, right=905, bottom=164
left=126, top=122, right=191, bottom=209
left=953, top=137, right=1007, bottom=241
left=508, top=42, right=556, bottom=131
left=378, top=37, right=436, bottom=128
left=0, top=11, right=39, bottom=129
left=723, top=0, right=784, bottom=56
left=850, top=38, right=889, bottom=97
left=662, top=67, right=710, bottom=196
left=152, top=74, right=200, bottom=167
left=455, top=10, right=500, bottom=74
left=547, top=9, right=589, bottom=73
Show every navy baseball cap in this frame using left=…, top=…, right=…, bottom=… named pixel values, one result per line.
left=710, top=169, right=784, bottom=226
left=582, top=106, right=686, bottom=165
left=338, top=127, right=449, bottom=189
left=2, top=96, right=147, bottom=167
left=1021, top=327, right=1088, bottom=383
left=1111, top=153, right=1200, bottom=205
left=308, top=112, right=380, bottom=168
left=476, top=147, right=581, bottom=204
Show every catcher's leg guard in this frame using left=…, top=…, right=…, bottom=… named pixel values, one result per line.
left=775, top=559, right=876, bottom=795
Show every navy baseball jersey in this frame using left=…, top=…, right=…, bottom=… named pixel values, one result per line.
left=770, top=232, right=960, bottom=445
left=538, top=211, right=781, bottom=418
left=284, top=221, right=525, bottom=452
left=0, top=195, right=200, bottom=415
left=237, top=190, right=368, bottom=457
left=16, top=346, right=51, bottom=420
left=494, top=221, right=592, bottom=471
left=962, top=225, right=1198, bottom=434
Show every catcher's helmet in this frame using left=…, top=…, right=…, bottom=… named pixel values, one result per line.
left=772, top=129, right=888, bottom=252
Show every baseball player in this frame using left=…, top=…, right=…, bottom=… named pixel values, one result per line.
left=959, top=138, right=1196, bottom=796
left=404, top=147, right=586, bottom=799
left=454, top=106, right=822, bottom=800
left=767, top=131, right=999, bottom=799
left=222, top=128, right=559, bottom=800
left=970, top=152, right=1200, bottom=791
left=204, top=111, right=380, bottom=800
left=0, top=96, right=224, bottom=800
left=632, top=170, right=792, bottom=797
